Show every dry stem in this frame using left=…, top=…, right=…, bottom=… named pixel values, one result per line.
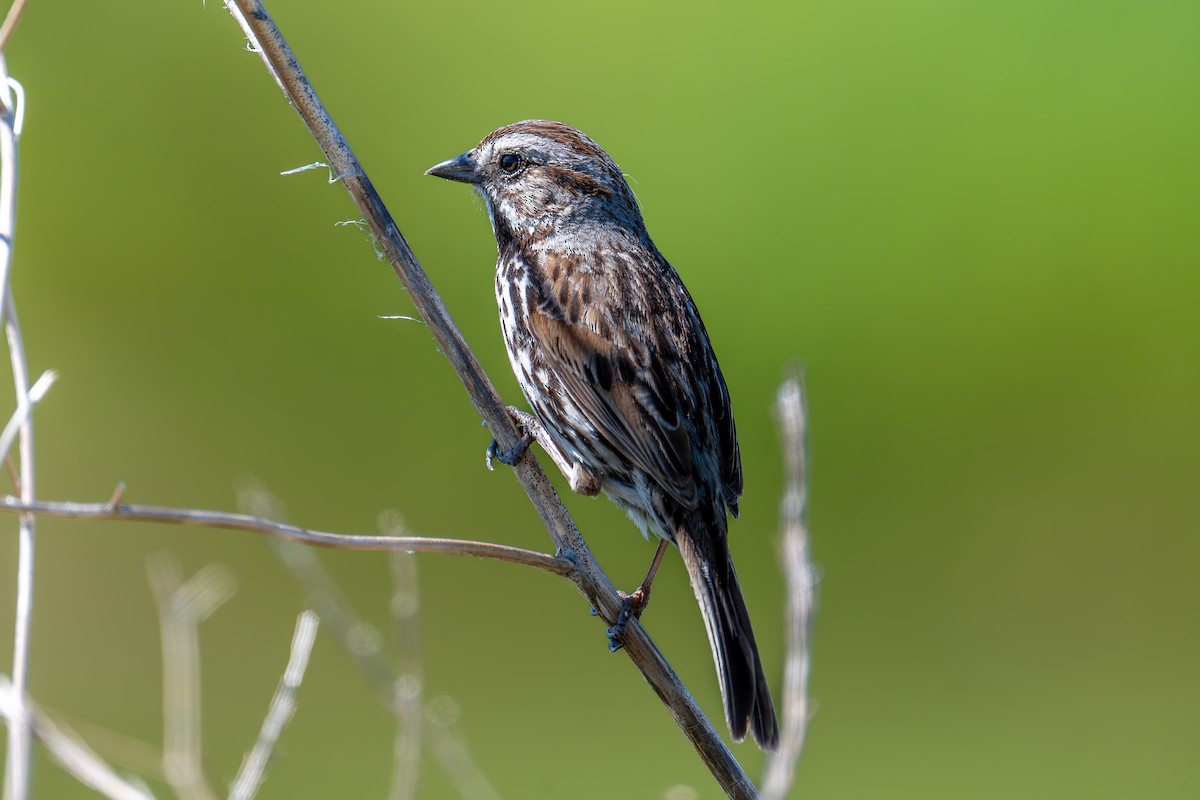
left=1, top=47, right=35, bottom=799
left=257, top=524, right=501, bottom=799
left=761, top=375, right=817, bottom=798
left=0, top=0, right=30, bottom=51
left=148, top=557, right=233, bottom=800
left=0, top=677, right=156, bottom=800
left=228, top=610, right=320, bottom=800
left=386, top=513, right=424, bottom=800
left=0, top=495, right=573, bottom=576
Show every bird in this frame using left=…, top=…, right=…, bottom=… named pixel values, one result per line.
left=426, top=120, right=778, bottom=749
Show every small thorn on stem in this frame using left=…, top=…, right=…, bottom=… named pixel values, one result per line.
left=107, top=481, right=126, bottom=511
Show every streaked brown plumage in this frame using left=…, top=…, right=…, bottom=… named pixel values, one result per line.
left=427, top=120, right=778, bottom=749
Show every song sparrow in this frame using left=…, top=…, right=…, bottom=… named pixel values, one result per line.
left=427, top=120, right=778, bottom=749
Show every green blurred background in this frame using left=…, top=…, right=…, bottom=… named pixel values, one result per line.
left=2, top=0, right=1198, bottom=797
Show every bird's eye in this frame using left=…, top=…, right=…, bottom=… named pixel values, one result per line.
left=498, top=153, right=521, bottom=174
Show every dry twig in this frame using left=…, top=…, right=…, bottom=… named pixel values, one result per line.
left=0, top=495, right=573, bottom=576
left=235, top=484, right=500, bottom=800
left=0, top=47, right=36, bottom=800
left=229, top=610, right=321, bottom=800
left=148, top=557, right=235, bottom=800
left=761, top=375, right=818, bottom=799
left=0, top=368, right=56, bottom=465
left=0, top=0, right=30, bottom=52
left=0, top=677, right=157, bottom=800
left=384, top=514, right=424, bottom=800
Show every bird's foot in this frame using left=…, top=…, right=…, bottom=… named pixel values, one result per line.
left=483, top=408, right=603, bottom=497
left=605, top=586, right=650, bottom=652
left=484, top=406, right=537, bottom=470
left=485, top=432, right=533, bottom=470
left=606, top=540, right=667, bottom=650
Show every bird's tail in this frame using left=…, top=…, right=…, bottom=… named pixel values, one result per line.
left=676, top=522, right=779, bottom=750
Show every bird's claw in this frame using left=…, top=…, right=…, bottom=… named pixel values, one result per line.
left=605, top=588, right=648, bottom=652
left=484, top=431, right=533, bottom=471
left=483, top=407, right=536, bottom=470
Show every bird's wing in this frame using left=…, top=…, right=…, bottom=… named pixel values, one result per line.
left=525, top=270, right=700, bottom=510
left=706, top=345, right=743, bottom=515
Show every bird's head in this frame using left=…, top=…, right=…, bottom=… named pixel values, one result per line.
left=426, top=120, right=643, bottom=244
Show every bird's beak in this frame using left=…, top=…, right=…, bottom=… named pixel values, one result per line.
left=424, top=151, right=483, bottom=184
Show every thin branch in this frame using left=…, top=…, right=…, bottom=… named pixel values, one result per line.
left=228, top=610, right=320, bottom=800
left=761, top=375, right=817, bottom=799
left=258, top=543, right=500, bottom=799
left=384, top=513, right=423, bottom=800
left=236, top=482, right=498, bottom=800
left=0, top=47, right=33, bottom=800
left=0, top=52, right=16, bottom=316
left=148, top=557, right=233, bottom=800
left=234, top=484, right=496, bottom=796
left=0, top=495, right=574, bottom=577
left=0, top=368, right=56, bottom=464
left=37, top=714, right=165, bottom=784
left=220, top=3, right=756, bottom=795
left=4, top=290, right=37, bottom=800
left=422, top=699, right=497, bottom=800
left=0, top=0, right=30, bottom=52
left=0, top=677, right=157, bottom=800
